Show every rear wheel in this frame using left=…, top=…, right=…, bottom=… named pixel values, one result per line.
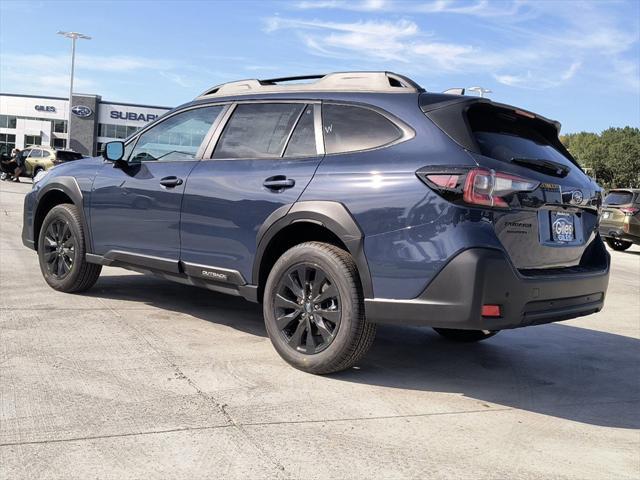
left=433, top=328, right=499, bottom=342
left=263, top=242, right=376, bottom=374
left=606, top=238, right=632, bottom=251
left=38, top=204, right=102, bottom=292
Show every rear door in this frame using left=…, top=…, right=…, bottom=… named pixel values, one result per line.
left=179, top=101, right=322, bottom=282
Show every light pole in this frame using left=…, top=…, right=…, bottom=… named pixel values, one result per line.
left=57, top=31, right=91, bottom=150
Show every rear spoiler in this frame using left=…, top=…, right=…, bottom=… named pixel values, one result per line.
left=418, top=94, right=581, bottom=170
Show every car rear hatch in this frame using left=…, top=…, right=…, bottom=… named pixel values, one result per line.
left=419, top=95, right=605, bottom=272
left=600, top=190, right=637, bottom=230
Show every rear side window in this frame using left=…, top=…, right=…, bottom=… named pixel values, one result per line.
left=604, top=191, right=634, bottom=205
left=468, top=105, right=574, bottom=169
left=284, top=105, right=316, bottom=157
left=322, top=104, right=402, bottom=154
left=213, top=103, right=304, bottom=159
left=56, top=151, right=83, bottom=161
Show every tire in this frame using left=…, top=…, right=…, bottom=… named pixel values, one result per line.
left=433, top=328, right=499, bottom=342
left=263, top=242, right=376, bottom=374
left=606, top=238, right=632, bottom=251
left=37, top=204, right=102, bottom=293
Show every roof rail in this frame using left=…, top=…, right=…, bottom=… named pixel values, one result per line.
left=196, top=71, right=424, bottom=99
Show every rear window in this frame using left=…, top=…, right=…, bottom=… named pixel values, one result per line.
left=468, top=105, right=574, bottom=169
left=604, top=191, right=634, bottom=205
left=56, top=151, right=83, bottom=161
left=213, top=103, right=304, bottom=159
left=322, top=104, right=402, bottom=154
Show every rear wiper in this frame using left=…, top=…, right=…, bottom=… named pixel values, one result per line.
left=510, top=157, right=570, bottom=178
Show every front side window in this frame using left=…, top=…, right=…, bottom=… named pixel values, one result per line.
left=129, top=106, right=223, bottom=162
left=322, top=104, right=402, bottom=154
left=213, top=103, right=305, bottom=159
left=29, top=149, right=43, bottom=158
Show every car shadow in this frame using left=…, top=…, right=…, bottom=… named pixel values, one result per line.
left=89, top=273, right=639, bottom=430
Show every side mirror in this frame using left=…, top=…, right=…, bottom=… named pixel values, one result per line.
left=103, top=141, right=125, bottom=162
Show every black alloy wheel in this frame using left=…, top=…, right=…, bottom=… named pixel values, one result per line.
left=274, top=263, right=341, bottom=354
left=42, top=218, right=76, bottom=279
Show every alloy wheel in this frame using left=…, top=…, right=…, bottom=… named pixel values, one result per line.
left=274, top=263, right=341, bottom=354
left=43, top=219, right=76, bottom=279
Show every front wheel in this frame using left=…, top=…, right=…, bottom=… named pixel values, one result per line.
left=38, top=204, right=102, bottom=292
left=606, top=238, right=632, bottom=251
left=433, top=328, right=499, bottom=342
left=263, top=242, right=376, bottom=374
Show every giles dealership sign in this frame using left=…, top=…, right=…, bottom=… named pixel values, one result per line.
left=35, top=105, right=56, bottom=113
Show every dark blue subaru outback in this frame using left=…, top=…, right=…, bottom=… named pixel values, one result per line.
left=23, top=72, right=610, bottom=374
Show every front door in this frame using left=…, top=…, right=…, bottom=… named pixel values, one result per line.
left=89, top=105, right=224, bottom=270
left=180, top=102, right=323, bottom=281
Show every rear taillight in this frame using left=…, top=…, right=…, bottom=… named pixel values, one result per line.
left=417, top=167, right=539, bottom=209
left=620, top=207, right=639, bottom=216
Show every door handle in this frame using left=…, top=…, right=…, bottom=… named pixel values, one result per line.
left=263, top=175, right=295, bottom=191
left=160, top=176, right=183, bottom=188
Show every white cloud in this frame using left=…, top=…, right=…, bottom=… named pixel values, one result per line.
left=267, top=0, right=639, bottom=91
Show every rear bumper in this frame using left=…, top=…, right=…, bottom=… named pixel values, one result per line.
left=598, top=226, right=639, bottom=245
left=365, top=247, right=610, bottom=330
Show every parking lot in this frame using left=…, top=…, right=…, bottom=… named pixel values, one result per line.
left=0, top=179, right=638, bottom=479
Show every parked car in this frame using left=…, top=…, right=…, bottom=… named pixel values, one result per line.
left=599, top=188, right=640, bottom=250
left=19, top=146, right=84, bottom=178
left=22, top=72, right=610, bottom=374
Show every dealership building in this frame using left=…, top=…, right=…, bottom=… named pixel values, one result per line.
left=0, top=93, right=171, bottom=156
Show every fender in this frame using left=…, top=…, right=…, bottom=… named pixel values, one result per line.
left=34, top=176, right=94, bottom=253
left=253, top=200, right=374, bottom=298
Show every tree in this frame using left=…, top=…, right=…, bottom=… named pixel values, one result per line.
left=561, top=127, right=640, bottom=188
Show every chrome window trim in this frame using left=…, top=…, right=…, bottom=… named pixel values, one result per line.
left=313, top=103, right=325, bottom=156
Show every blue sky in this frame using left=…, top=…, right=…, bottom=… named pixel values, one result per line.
left=1, top=0, right=638, bottom=133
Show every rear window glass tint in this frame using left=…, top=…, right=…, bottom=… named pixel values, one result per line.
left=322, top=104, right=401, bottom=154
left=468, top=106, right=574, bottom=169
left=604, top=191, right=634, bottom=205
left=214, top=103, right=304, bottom=159
left=284, top=105, right=316, bottom=157
left=56, top=151, right=83, bottom=161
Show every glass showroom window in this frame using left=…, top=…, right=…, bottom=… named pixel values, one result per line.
left=53, top=138, right=66, bottom=149
left=24, top=135, right=41, bottom=146
left=0, top=133, right=16, bottom=155
left=0, top=115, right=17, bottom=129
left=53, top=120, right=67, bottom=134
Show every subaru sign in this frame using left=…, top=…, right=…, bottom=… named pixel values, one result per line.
left=71, top=105, right=93, bottom=118
left=110, top=110, right=159, bottom=122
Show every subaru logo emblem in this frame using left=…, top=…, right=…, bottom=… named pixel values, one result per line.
left=71, top=105, right=92, bottom=118
left=571, top=190, right=584, bottom=204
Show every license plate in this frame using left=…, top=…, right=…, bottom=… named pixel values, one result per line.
left=551, top=211, right=575, bottom=243
left=602, top=211, right=610, bottom=219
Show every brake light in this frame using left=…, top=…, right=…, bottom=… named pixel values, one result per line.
left=481, top=304, right=501, bottom=317
left=462, top=169, right=539, bottom=208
